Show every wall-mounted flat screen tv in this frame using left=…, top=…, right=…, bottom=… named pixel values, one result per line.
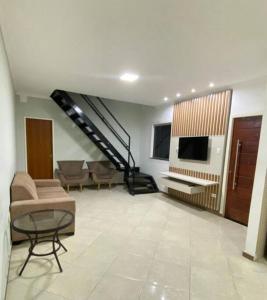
left=178, top=136, right=209, bottom=161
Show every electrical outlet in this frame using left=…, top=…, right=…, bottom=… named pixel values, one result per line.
left=211, top=193, right=217, bottom=198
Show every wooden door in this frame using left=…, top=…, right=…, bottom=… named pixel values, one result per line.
left=26, top=118, right=53, bottom=179
left=225, top=116, right=262, bottom=225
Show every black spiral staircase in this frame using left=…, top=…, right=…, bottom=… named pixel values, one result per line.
left=50, top=90, right=159, bottom=195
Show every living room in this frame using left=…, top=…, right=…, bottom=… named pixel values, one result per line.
left=1, top=1, right=267, bottom=300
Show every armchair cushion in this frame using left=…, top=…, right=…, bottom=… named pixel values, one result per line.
left=87, top=161, right=115, bottom=175
left=87, top=161, right=117, bottom=185
left=57, top=160, right=85, bottom=176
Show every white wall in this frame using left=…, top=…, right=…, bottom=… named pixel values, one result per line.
left=139, top=104, right=173, bottom=190
left=0, top=29, right=16, bottom=300
left=170, top=136, right=226, bottom=175
left=15, top=95, right=148, bottom=171
left=220, top=78, right=267, bottom=259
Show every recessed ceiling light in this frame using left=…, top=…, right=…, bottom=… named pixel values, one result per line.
left=209, top=82, right=215, bottom=88
left=120, top=73, right=139, bottom=82
left=176, top=93, right=181, bottom=98
left=191, top=88, right=196, bottom=93
left=164, top=97, right=168, bottom=101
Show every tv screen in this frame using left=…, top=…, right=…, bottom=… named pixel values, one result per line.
left=178, top=136, right=209, bottom=161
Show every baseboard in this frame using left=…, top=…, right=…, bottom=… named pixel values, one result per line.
left=242, top=251, right=255, bottom=261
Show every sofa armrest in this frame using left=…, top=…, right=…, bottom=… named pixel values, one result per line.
left=34, top=179, right=61, bottom=187
left=10, top=198, right=76, bottom=221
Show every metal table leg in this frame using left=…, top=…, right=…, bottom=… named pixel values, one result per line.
left=53, top=230, right=63, bottom=272
left=19, top=233, right=36, bottom=276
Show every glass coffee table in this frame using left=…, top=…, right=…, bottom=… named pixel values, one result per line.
left=12, top=209, right=74, bottom=276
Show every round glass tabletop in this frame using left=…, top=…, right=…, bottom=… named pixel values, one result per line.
left=12, top=209, right=74, bottom=234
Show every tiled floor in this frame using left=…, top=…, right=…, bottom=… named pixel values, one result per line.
left=6, top=185, right=267, bottom=300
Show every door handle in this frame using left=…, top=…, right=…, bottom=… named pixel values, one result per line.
left=232, top=139, right=241, bottom=190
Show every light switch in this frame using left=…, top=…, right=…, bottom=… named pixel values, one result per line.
left=216, top=147, right=221, bottom=154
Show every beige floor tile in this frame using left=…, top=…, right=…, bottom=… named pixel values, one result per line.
left=191, top=253, right=230, bottom=275
left=72, top=245, right=118, bottom=277
left=8, top=257, right=64, bottom=291
left=122, top=238, right=159, bottom=258
left=228, top=255, right=267, bottom=277
left=62, top=228, right=103, bottom=246
left=161, top=229, right=190, bottom=248
left=155, top=241, right=190, bottom=266
left=47, top=264, right=100, bottom=300
left=107, top=253, right=152, bottom=281
left=191, top=291, right=240, bottom=300
left=88, top=274, right=144, bottom=300
left=6, top=280, right=65, bottom=300
left=132, top=226, right=164, bottom=242
left=140, top=283, right=189, bottom=300
left=147, top=259, right=189, bottom=290
left=191, top=268, right=237, bottom=299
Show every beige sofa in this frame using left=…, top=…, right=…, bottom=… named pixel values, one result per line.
left=10, top=172, right=75, bottom=242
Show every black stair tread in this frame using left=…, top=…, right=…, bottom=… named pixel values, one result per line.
left=130, top=188, right=158, bottom=195
left=132, top=187, right=155, bottom=191
left=60, top=103, right=71, bottom=110
left=127, top=180, right=153, bottom=186
left=130, top=172, right=153, bottom=179
left=130, top=184, right=154, bottom=188
left=79, top=123, right=89, bottom=129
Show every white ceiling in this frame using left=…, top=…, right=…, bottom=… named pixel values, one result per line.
left=1, top=0, right=267, bottom=105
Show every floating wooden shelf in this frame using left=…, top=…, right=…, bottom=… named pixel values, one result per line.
left=160, top=171, right=218, bottom=195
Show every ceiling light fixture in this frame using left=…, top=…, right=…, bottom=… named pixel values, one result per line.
left=164, top=97, right=169, bottom=101
left=120, top=73, right=139, bottom=82
left=176, top=93, right=181, bottom=98
left=209, top=82, right=214, bottom=88
left=191, top=88, right=196, bottom=93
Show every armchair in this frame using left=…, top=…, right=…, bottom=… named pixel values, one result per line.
left=56, top=160, right=89, bottom=192
left=87, top=161, right=118, bottom=190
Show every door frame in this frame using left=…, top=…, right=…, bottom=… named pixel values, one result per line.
left=24, top=117, right=55, bottom=175
left=221, top=112, right=263, bottom=216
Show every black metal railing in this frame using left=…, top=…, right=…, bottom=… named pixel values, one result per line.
left=80, top=94, right=136, bottom=172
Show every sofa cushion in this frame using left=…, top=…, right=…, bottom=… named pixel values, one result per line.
left=58, top=161, right=84, bottom=176
left=87, top=161, right=113, bottom=175
left=11, top=172, right=38, bottom=202
left=37, top=187, right=66, bottom=193
left=38, top=191, right=68, bottom=199
left=37, top=186, right=68, bottom=199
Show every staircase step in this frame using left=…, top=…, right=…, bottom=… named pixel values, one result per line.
left=133, top=172, right=153, bottom=179
left=130, top=187, right=158, bottom=195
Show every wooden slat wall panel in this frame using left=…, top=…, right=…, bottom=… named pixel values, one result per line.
left=172, top=90, right=231, bottom=137
left=169, top=167, right=220, bottom=212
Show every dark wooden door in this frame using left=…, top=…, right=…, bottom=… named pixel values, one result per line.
left=225, top=116, right=262, bottom=225
left=26, top=118, right=53, bottom=179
